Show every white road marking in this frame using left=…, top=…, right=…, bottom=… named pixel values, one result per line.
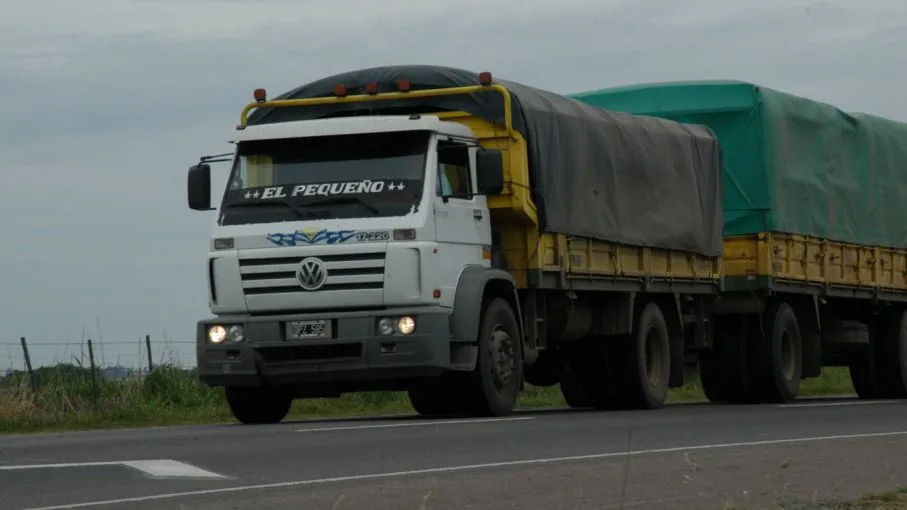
left=780, top=400, right=900, bottom=408
left=0, top=423, right=223, bottom=441
left=296, top=416, right=534, bottom=432
left=120, top=460, right=227, bottom=479
left=0, top=459, right=226, bottom=480
left=0, top=461, right=119, bottom=471
left=23, top=429, right=907, bottom=510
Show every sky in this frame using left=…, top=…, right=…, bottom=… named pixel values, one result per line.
left=1, top=0, right=905, bottom=370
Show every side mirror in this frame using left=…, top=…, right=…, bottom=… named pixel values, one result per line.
left=187, top=163, right=213, bottom=211
left=475, top=148, right=504, bottom=195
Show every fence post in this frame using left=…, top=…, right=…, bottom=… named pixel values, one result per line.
left=87, top=338, right=99, bottom=398
left=20, top=337, right=37, bottom=394
left=145, top=334, right=154, bottom=374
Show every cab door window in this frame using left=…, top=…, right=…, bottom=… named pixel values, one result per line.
left=437, top=140, right=473, bottom=199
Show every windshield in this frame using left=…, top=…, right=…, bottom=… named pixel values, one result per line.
left=218, top=130, right=429, bottom=225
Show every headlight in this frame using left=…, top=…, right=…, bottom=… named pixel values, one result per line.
left=208, top=325, right=227, bottom=344
left=378, top=318, right=395, bottom=336
left=397, top=316, right=416, bottom=335
left=228, top=325, right=245, bottom=343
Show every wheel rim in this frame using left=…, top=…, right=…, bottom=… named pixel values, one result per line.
left=780, top=330, right=796, bottom=381
left=489, top=326, right=515, bottom=390
left=644, top=326, right=665, bottom=388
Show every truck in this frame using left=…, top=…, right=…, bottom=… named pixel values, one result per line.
left=570, top=80, right=907, bottom=404
left=185, top=67, right=907, bottom=424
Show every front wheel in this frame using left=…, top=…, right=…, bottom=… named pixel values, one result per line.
left=225, top=387, right=293, bottom=425
left=465, top=297, right=523, bottom=417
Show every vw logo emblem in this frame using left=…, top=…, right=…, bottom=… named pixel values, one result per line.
left=296, top=257, right=327, bottom=291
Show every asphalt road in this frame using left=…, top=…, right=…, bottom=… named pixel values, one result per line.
left=2, top=398, right=907, bottom=510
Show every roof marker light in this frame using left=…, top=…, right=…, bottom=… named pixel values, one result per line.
left=479, top=72, right=493, bottom=86
left=365, top=81, right=379, bottom=95
left=334, top=84, right=347, bottom=97
left=398, top=79, right=411, bottom=92
left=253, top=88, right=267, bottom=102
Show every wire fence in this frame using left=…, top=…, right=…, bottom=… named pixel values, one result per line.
left=0, top=336, right=196, bottom=393
left=0, top=336, right=230, bottom=432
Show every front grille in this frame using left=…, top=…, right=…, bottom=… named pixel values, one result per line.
left=239, top=252, right=386, bottom=295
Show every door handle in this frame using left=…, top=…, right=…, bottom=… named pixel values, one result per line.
left=473, top=209, right=483, bottom=221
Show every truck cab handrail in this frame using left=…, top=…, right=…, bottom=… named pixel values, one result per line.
left=238, top=81, right=515, bottom=138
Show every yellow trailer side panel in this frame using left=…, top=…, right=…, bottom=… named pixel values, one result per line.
left=723, top=233, right=907, bottom=291
left=539, top=233, right=721, bottom=284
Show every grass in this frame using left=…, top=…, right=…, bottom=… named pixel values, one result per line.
left=0, top=364, right=856, bottom=435
left=840, top=487, right=907, bottom=509
left=750, top=487, right=907, bottom=509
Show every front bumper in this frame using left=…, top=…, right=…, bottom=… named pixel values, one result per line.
left=196, top=307, right=464, bottom=389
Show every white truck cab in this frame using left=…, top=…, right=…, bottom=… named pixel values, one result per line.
left=187, top=110, right=518, bottom=424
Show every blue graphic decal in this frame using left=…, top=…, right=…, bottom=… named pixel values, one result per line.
left=266, top=229, right=356, bottom=247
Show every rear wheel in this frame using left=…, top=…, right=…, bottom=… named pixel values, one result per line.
left=874, top=309, right=907, bottom=399
left=849, top=345, right=879, bottom=399
left=699, top=315, right=758, bottom=404
left=613, top=301, right=671, bottom=410
left=752, top=302, right=802, bottom=403
left=559, top=340, right=620, bottom=411
left=698, top=350, right=728, bottom=402
left=464, top=297, right=523, bottom=417
left=559, top=376, right=595, bottom=408
left=523, top=351, right=560, bottom=388
left=225, top=387, right=293, bottom=425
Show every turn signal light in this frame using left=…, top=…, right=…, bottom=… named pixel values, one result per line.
left=393, top=228, right=416, bottom=241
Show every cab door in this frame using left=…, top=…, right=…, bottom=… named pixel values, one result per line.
left=432, top=136, right=491, bottom=263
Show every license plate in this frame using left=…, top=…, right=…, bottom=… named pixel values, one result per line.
left=285, top=319, right=331, bottom=340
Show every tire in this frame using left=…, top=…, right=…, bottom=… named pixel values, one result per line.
left=874, top=309, right=907, bottom=399
left=849, top=345, right=879, bottom=399
left=407, top=375, right=473, bottom=417
left=560, top=340, right=621, bottom=411
left=699, top=315, right=758, bottom=404
left=407, top=380, right=452, bottom=417
left=560, top=376, right=595, bottom=408
left=464, top=297, right=523, bottom=417
left=225, top=387, right=293, bottom=425
left=752, top=302, right=802, bottom=403
left=698, top=350, right=729, bottom=402
left=523, top=351, right=560, bottom=388
left=613, top=301, right=671, bottom=410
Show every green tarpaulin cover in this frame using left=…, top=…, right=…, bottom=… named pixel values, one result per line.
left=571, top=80, right=907, bottom=248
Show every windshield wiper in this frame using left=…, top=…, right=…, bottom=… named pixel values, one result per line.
left=304, top=196, right=381, bottom=214
left=225, top=199, right=322, bottom=219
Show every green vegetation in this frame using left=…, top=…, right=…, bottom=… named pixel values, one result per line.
left=0, top=364, right=856, bottom=435
left=837, top=487, right=907, bottom=509
left=762, top=486, right=907, bottom=509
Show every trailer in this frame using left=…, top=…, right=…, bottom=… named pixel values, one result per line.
left=571, top=80, right=907, bottom=403
left=185, top=66, right=726, bottom=423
